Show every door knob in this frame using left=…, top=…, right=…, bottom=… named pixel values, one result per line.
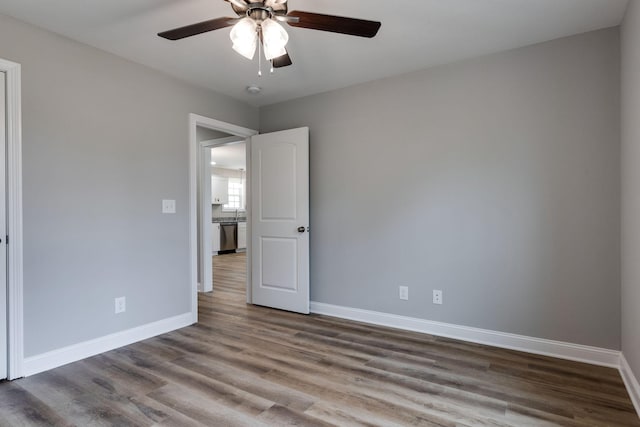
left=297, top=226, right=306, bottom=233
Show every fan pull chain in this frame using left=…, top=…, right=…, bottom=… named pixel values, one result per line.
left=258, top=41, right=262, bottom=77
left=270, top=60, right=274, bottom=74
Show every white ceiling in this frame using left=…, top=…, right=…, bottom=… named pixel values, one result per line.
left=0, top=0, right=629, bottom=106
left=211, top=142, right=246, bottom=170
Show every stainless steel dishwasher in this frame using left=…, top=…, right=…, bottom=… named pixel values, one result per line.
left=219, top=222, right=237, bottom=252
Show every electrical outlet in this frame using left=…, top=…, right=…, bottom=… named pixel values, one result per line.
left=162, top=199, right=176, bottom=214
left=433, top=290, right=443, bottom=305
left=115, top=297, right=126, bottom=314
left=399, top=286, right=409, bottom=301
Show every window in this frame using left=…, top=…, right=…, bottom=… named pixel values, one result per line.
left=223, top=178, right=244, bottom=211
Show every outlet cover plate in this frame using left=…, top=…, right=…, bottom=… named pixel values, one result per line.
left=115, top=297, right=126, bottom=314
left=399, top=286, right=409, bottom=301
left=433, top=290, right=443, bottom=305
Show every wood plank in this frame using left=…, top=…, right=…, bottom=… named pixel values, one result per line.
left=0, top=252, right=637, bottom=426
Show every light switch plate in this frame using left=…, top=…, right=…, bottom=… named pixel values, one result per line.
left=162, top=199, right=176, bottom=214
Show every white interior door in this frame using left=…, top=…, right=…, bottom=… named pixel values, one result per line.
left=251, top=127, right=309, bottom=314
left=0, top=72, right=7, bottom=380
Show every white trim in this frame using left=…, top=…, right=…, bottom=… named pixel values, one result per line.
left=244, top=136, right=252, bottom=305
left=201, top=136, right=245, bottom=148
left=188, top=114, right=257, bottom=319
left=0, top=58, right=23, bottom=380
left=22, top=313, right=193, bottom=377
left=620, top=354, right=640, bottom=416
left=310, top=302, right=621, bottom=368
left=198, top=143, right=211, bottom=293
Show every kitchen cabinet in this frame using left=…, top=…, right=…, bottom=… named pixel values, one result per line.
left=211, top=175, right=229, bottom=205
left=237, top=221, right=247, bottom=250
left=211, top=222, right=220, bottom=254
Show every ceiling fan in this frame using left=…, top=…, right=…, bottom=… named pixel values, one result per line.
left=158, top=0, right=381, bottom=69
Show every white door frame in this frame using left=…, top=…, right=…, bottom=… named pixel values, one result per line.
left=0, top=58, right=24, bottom=379
left=189, top=114, right=257, bottom=322
left=199, top=135, right=245, bottom=293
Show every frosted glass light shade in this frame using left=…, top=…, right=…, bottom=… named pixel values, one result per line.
left=230, top=18, right=257, bottom=60
left=261, top=18, right=289, bottom=60
left=232, top=40, right=257, bottom=60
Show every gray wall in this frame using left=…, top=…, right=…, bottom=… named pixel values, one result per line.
left=197, top=127, right=231, bottom=143
left=260, top=28, right=621, bottom=349
left=0, top=13, right=259, bottom=357
left=622, top=1, right=640, bottom=378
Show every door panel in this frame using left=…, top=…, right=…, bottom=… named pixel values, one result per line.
left=1, top=72, right=7, bottom=380
left=260, top=143, right=297, bottom=220
left=251, top=127, right=309, bottom=314
left=261, top=237, right=298, bottom=291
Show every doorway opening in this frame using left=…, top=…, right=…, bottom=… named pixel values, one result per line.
left=189, top=116, right=310, bottom=320
left=207, top=139, right=247, bottom=296
left=188, top=114, right=257, bottom=323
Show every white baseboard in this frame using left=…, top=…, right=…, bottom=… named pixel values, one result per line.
left=310, top=302, right=620, bottom=368
left=23, top=312, right=194, bottom=377
left=16, top=300, right=639, bottom=417
left=620, top=354, right=640, bottom=416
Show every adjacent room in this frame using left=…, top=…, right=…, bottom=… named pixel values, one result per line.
left=1, top=0, right=640, bottom=425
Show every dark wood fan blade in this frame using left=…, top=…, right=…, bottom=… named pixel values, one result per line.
left=286, top=11, right=381, bottom=38
left=158, top=17, right=236, bottom=40
left=272, top=51, right=293, bottom=68
left=258, top=30, right=292, bottom=68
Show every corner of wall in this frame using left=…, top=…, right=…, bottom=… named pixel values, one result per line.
left=621, top=353, right=640, bottom=417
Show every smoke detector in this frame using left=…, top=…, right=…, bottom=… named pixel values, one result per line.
left=246, top=85, right=262, bottom=95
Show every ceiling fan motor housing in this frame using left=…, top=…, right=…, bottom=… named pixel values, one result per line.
left=231, top=1, right=288, bottom=22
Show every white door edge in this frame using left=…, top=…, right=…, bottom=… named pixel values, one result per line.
left=189, top=114, right=257, bottom=322
left=0, top=58, right=23, bottom=380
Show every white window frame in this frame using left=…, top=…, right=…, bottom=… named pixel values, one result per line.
left=222, top=176, right=246, bottom=212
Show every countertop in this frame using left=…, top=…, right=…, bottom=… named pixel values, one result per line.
left=212, top=217, right=247, bottom=223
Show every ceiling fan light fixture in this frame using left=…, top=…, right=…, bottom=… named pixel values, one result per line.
left=261, top=18, right=289, bottom=60
left=232, top=40, right=257, bottom=60
left=230, top=17, right=258, bottom=59
left=159, top=1, right=382, bottom=70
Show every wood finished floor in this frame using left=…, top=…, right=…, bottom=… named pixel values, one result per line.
left=1, top=252, right=638, bottom=426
